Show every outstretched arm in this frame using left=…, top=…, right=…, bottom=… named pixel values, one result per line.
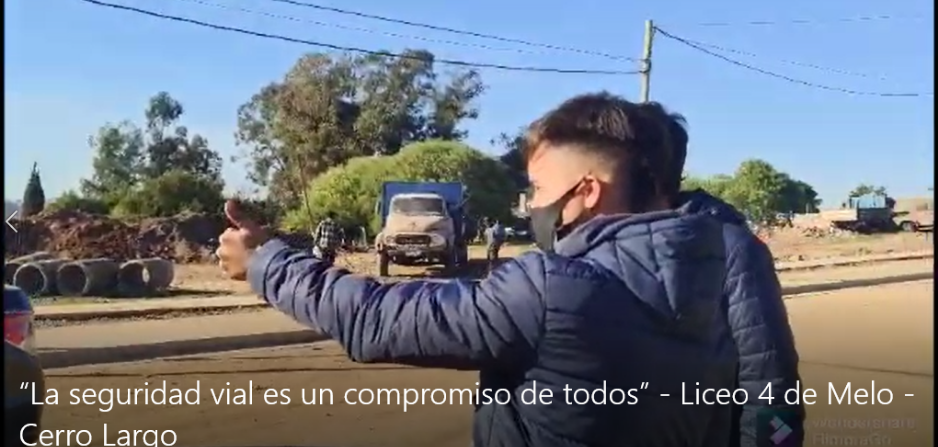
left=248, top=239, right=547, bottom=370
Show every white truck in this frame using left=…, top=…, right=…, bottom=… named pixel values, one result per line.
left=374, top=182, right=468, bottom=277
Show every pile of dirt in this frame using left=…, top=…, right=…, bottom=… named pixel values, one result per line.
left=4, top=210, right=228, bottom=263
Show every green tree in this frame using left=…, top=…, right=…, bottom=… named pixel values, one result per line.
left=682, top=160, right=819, bottom=222
left=21, top=163, right=46, bottom=217
left=283, top=140, right=514, bottom=235
left=111, top=170, right=225, bottom=217
left=491, top=129, right=528, bottom=192
left=236, top=50, right=484, bottom=208
left=393, top=140, right=515, bottom=223
left=848, top=183, right=887, bottom=198
left=281, top=156, right=397, bottom=234
left=725, top=160, right=785, bottom=222
left=80, top=121, right=145, bottom=207
left=682, top=174, right=735, bottom=199
left=142, top=92, right=222, bottom=183
left=46, top=190, right=110, bottom=215
left=79, top=93, right=225, bottom=216
left=776, top=173, right=821, bottom=213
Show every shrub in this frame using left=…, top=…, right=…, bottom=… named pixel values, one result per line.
left=284, top=140, right=516, bottom=236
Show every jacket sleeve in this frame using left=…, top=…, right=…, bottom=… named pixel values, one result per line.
left=247, top=238, right=547, bottom=370
left=725, top=229, right=805, bottom=447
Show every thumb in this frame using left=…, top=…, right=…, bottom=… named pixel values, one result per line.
left=224, top=199, right=261, bottom=232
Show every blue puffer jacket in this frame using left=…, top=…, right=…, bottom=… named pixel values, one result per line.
left=679, top=190, right=805, bottom=447
left=248, top=210, right=737, bottom=447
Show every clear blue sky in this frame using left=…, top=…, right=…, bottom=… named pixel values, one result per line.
left=5, top=0, right=934, bottom=207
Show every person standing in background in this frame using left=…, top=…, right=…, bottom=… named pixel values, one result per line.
left=475, top=216, right=487, bottom=244
left=484, top=218, right=506, bottom=271
left=313, top=211, right=341, bottom=264
left=656, top=107, right=805, bottom=447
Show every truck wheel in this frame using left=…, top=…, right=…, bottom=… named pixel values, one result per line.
left=377, top=252, right=390, bottom=277
left=900, top=221, right=919, bottom=232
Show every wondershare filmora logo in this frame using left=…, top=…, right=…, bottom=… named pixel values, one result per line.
left=757, top=408, right=800, bottom=447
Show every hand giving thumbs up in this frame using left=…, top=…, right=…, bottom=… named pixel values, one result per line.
left=216, top=200, right=270, bottom=281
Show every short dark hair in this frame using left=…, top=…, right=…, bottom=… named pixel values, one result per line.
left=637, top=102, right=688, bottom=196
left=523, top=92, right=682, bottom=210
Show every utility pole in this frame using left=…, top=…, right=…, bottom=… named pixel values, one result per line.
left=639, top=20, right=655, bottom=103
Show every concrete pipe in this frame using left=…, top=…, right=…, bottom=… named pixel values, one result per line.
left=117, top=258, right=175, bottom=297
left=9, top=252, right=56, bottom=264
left=13, top=260, right=67, bottom=297
left=5, top=253, right=57, bottom=285
left=56, top=259, right=120, bottom=297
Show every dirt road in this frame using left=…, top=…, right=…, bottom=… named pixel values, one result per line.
left=761, top=230, right=931, bottom=262
left=787, top=281, right=933, bottom=446
left=38, top=280, right=933, bottom=447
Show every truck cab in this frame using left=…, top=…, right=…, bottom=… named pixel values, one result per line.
left=375, top=182, right=468, bottom=276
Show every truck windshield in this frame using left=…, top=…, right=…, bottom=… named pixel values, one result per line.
left=391, top=197, right=445, bottom=215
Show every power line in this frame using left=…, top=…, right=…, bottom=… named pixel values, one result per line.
left=79, top=0, right=640, bottom=75
left=262, top=0, right=638, bottom=62
left=654, top=27, right=933, bottom=98
left=692, top=14, right=930, bottom=27
left=165, top=0, right=589, bottom=59
left=675, top=35, right=889, bottom=81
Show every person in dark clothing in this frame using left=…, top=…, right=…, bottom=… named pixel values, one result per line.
left=313, top=211, right=341, bottom=264
left=215, top=92, right=736, bottom=447
left=462, top=217, right=479, bottom=246
left=655, top=109, right=805, bottom=447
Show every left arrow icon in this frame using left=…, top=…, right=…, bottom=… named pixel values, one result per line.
left=6, top=210, right=18, bottom=233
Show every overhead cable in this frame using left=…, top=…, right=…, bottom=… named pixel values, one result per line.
left=262, top=0, right=638, bottom=61
left=166, top=0, right=597, bottom=59
left=654, top=27, right=933, bottom=97
left=673, top=36, right=889, bottom=80
left=79, top=0, right=640, bottom=75
left=693, top=14, right=929, bottom=27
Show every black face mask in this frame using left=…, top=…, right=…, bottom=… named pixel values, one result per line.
left=529, top=182, right=584, bottom=252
